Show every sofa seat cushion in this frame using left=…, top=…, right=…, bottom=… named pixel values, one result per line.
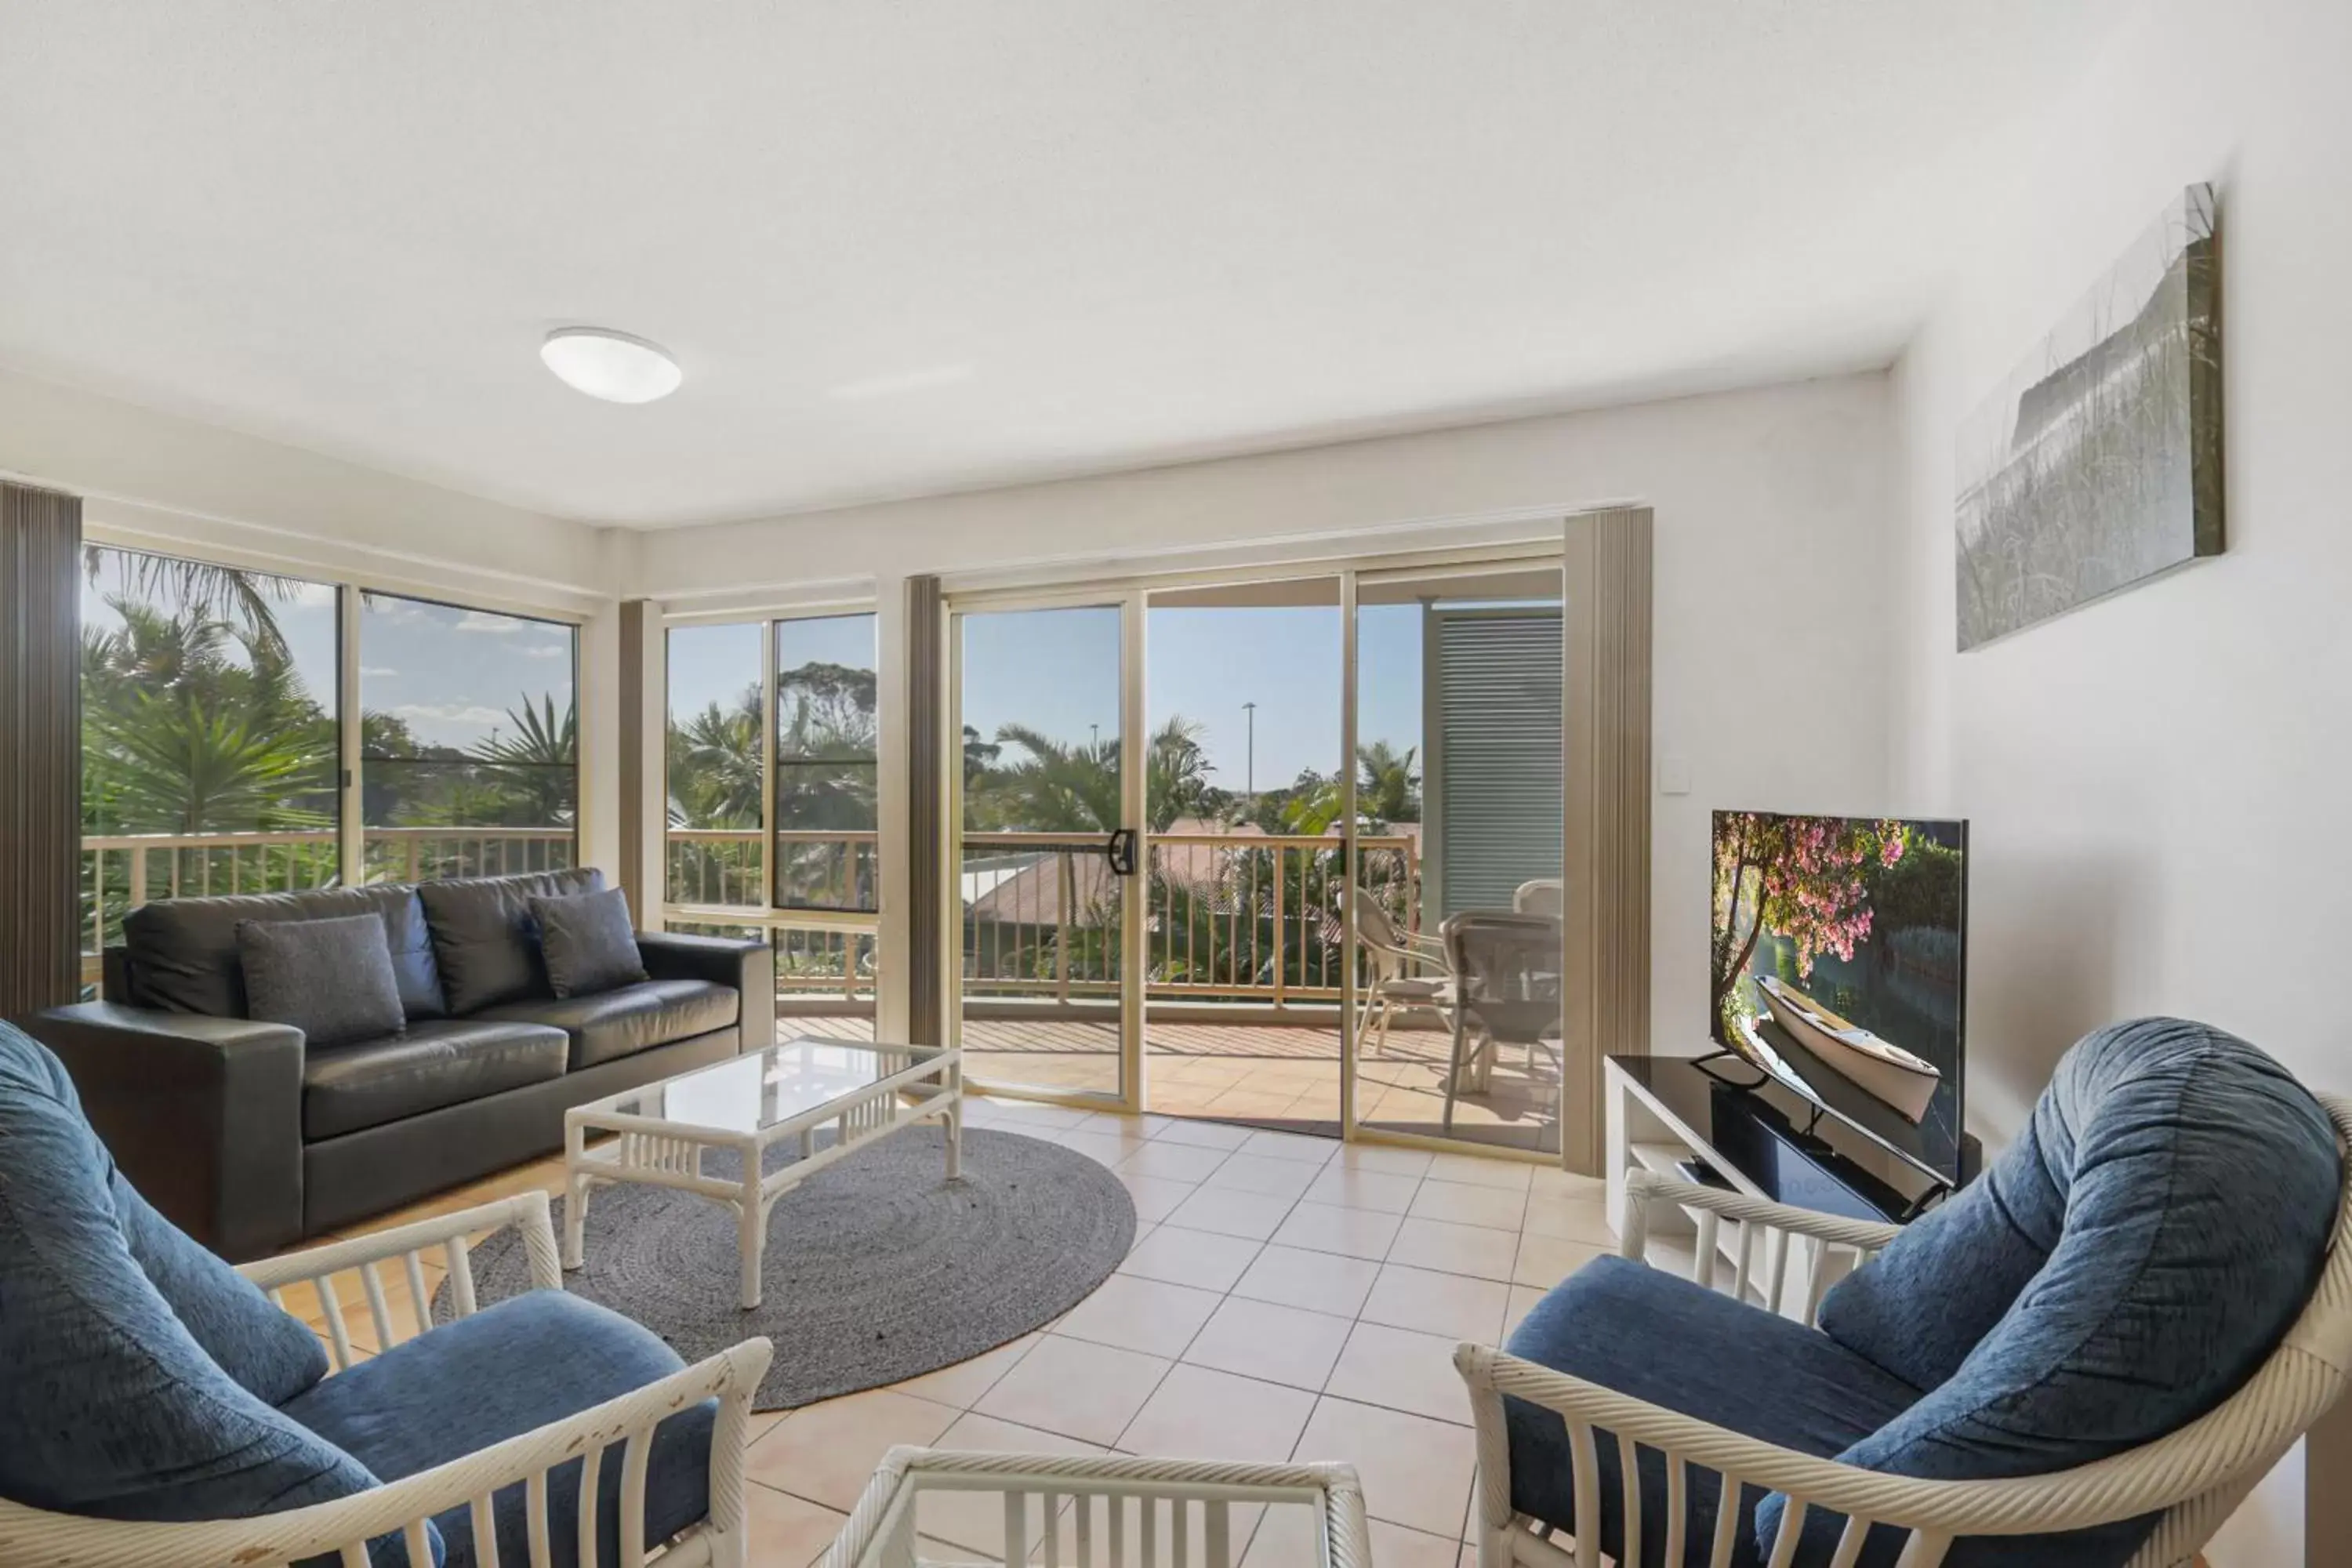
left=1791, top=1018, right=2342, bottom=1568
left=303, top=1021, right=571, bottom=1141
left=1501, top=1254, right=1921, bottom=1568
left=477, top=980, right=739, bottom=1071
left=416, top=869, right=604, bottom=1015
left=281, top=1290, right=714, bottom=1568
left=0, top=1022, right=423, bottom=1563
left=123, top=884, right=445, bottom=1022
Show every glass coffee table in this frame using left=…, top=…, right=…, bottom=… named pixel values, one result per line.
left=562, top=1037, right=963, bottom=1310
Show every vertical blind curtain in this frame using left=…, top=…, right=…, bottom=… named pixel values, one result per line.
left=1432, top=608, right=1566, bottom=920
left=617, top=599, right=652, bottom=916
left=0, top=482, right=83, bottom=1016
left=905, top=575, right=946, bottom=1045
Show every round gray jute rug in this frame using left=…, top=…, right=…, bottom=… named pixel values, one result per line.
left=432, top=1126, right=1134, bottom=1410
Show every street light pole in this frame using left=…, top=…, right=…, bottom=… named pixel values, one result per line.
left=1243, top=701, right=1257, bottom=801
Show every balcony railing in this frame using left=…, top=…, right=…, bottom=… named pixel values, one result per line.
left=662, top=826, right=1421, bottom=1011
left=80, top=825, right=1417, bottom=1013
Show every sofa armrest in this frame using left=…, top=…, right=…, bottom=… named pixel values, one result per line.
left=636, top=931, right=775, bottom=1051
left=21, top=1003, right=307, bottom=1261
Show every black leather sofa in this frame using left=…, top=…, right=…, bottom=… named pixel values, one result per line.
left=24, top=868, right=775, bottom=1261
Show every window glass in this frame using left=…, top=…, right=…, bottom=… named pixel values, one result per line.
left=79, top=546, right=342, bottom=967
left=774, top=614, right=878, bottom=912
left=358, top=594, right=578, bottom=882
left=666, top=622, right=765, bottom=906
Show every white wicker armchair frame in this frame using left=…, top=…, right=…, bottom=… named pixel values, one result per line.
left=0, top=1190, right=775, bottom=1568
left=1457, top=1094, right=2352, bottom=1568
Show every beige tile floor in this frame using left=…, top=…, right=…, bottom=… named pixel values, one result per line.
left=297, top=1095, right=1614, bottom=1568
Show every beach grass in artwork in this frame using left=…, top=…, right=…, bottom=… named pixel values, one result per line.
left=1955, top=183, right=2222, bottom=651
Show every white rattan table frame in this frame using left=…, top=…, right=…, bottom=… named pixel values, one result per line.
left=564, top=1038, right=964, bottom=1310
left=823, top=1446, right=1372, bottom=1568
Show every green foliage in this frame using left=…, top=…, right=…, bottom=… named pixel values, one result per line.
left=81, top=597, right=335, bottom=834
left=964, top=717, right=1214, bottom=834
left=1863, top=839, right=1963, bottom=937
left=81, top=572, right=580, bottom=842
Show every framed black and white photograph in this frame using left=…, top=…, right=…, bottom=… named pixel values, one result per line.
left=1955, top=183, right=2223, bottom=651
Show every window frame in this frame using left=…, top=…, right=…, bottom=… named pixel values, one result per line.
left=658, top=603, right=885, bottom=1014
left=76, top=534, right=591, bottom=900
left=353, top=586, right=584, bottom=884
left=768, top=610, right=881, bottom=917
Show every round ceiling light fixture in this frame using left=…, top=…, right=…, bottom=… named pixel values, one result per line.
left=539, top=327, right=682, bottom=404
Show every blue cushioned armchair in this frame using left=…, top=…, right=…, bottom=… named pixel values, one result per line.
left=1454, top=1019, right=2352, bottom=1568
left=0, top=1021, right=773, bottom=1568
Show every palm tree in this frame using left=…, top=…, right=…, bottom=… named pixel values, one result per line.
left=1356, top=741, right=1421, bottom=823
left=978, top=717, right=1215, bottom=833
left=470, top=694, right=577, bottom=826
left=84, top=546, right=299, bottom=662
left=666, top=685, right=764, bottom=827
left=986, top=723, right=1122, bottom=833
left=81, top=597, right=335, bottom=835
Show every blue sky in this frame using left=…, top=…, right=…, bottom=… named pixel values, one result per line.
left=666, top=602, right=1429, bottom=790
left=358, top=595, right=574, bottom=750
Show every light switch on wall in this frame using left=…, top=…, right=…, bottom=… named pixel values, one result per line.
left=1657, top=756, right=1692, bottom=795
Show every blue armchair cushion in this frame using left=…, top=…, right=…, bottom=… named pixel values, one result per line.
left=0, top=1022, right=426, bottom=1563
left=1501, top=1254, right=1921, bottom=1568
left=112, top=1176, right=328, bottom=1406
left=1774, top=1018, right=2341, bottom=1568
left=281, top=1289, right=716, bottom=1568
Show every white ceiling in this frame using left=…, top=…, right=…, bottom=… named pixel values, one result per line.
left=0, top=2, right=2124, bottom=528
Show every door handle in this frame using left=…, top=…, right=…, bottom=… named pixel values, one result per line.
left=1105, top=828, right=1138, bottom=877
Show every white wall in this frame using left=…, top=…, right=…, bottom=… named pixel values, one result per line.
left=644, top=371, right=1898, bottom=1060
left=0, top=364, right=628, bottom=869
left=1886, top=2, right=2352, bottom=1559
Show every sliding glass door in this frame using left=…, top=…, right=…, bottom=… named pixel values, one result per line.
left=1348, top=561, right=1566, bottom=1155
left=1141, top=577, right=1345, bottom=1130
left=950, top=597, right=1140, bottom=1101
left=938, top=551, right=1570, bottom=1155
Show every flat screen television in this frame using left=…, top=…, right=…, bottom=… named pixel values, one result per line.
left=1710, top=811, right=1968, bottom=1185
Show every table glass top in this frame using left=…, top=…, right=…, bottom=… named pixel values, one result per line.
left=604, top=1037, right=951, bottom=1134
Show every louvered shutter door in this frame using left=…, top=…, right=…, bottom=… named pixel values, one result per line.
left=1435, top=611, right=1564, bottom=920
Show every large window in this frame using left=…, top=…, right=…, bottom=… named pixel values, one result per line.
left=661, top=612, right=880, bottom=1021
left=79, top=546, right=343, bottom=967
left=77, top=550, right=585, bottom=978
left=773, top=614, right=878, bottom=913
left=665, top=621, right=765, bottom=907
left=359, top=594, right=579, bottom=882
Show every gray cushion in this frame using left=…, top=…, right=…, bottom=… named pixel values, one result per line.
left=303, top=1020, right=572, bottom=1141
left=124, top=884, right=446, bottom=1022
left=238, top=913, right=408, bottom=1050
left=531, top=887, right=648, bottom=999
left=477, top=980, right=738, bottom=1071
left=281, top=1289, right=713, bottom=1568
left=1777, top=1018, right=2342, bottom=1567
left=0, top=1022, right=429, bottom=1564
left=417, top=869, right=604, bottom=1015
left=1503, top=1254, right=1921, bottom=1568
